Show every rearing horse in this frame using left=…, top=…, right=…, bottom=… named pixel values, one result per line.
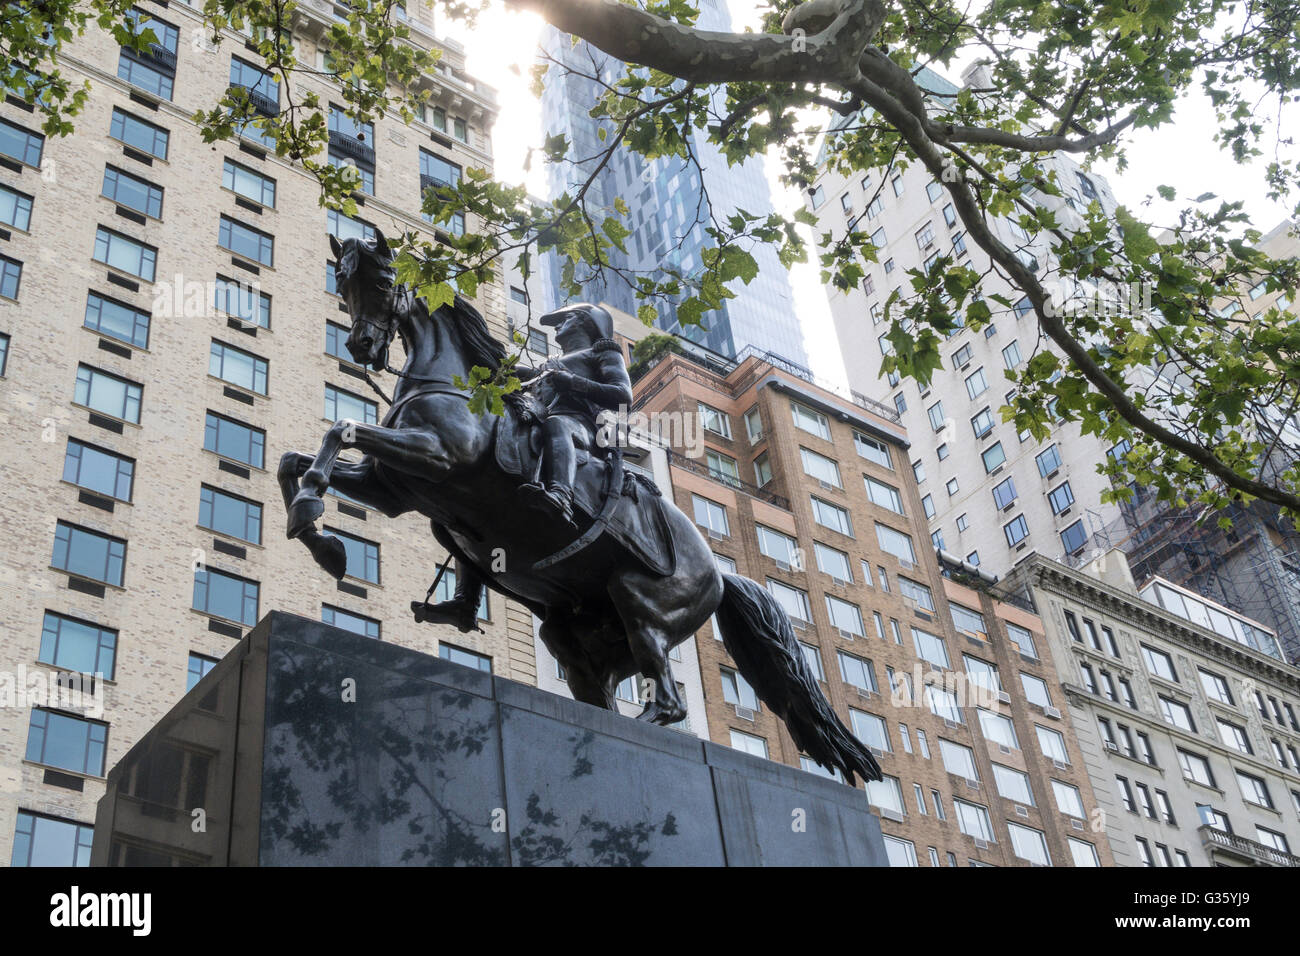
left=279, top=231, right=882, bottom=784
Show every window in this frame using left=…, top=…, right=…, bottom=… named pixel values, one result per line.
left=867, top=776, right=905, bottom=815
left=52, top=521, right=126, bottom=586
left=199, top=486, right=262, bottom=544
left=921, top=494, right=935, bottom=518
left=891, top=175, right=904, bottom=196
left=864, top=476, right=905, bottom=514
left=875, top=523, right=916, bottom=563
left=753, top=453, right=772, bottom=487
left=438, top=643, right=492, bottom=673
left=219, top=216, right=274, bottom=266
left=993, top=764, right=1034, bottom=805
left=756, top=525, right=799, bottom=566
left=726, top=730, right=768, bottom=759
left=192, top=567, right=259, bottom=625
left=110, top=107, right=168, bottom=159
left=811, top=497, right=852, bottom=536
left=1198, top=804, right=1231, bottom=833
left=912, top=627, right=950, bottom=669
left=1021, top=672, right=1051, bottom=708
left=214, top=276, right=271, bottom=329
left=93, top=226, right=156, bottom=281
left=26, top=708, right=107, bottom=776
left=84, top=292, right=150, bottom=349
left=1256, top=826, right=1290, bottom=854
left=1036, top=725, right=1067, bottom=762
left=825, top=595, right=864, bottom=636
left=1003, top=514, right=1029, bottom=547
left=187, top=652, right=219, bottom=691
left=1141, top=645, right=1178, bottom=682
left=705, top=450, right=740, bottom=486
left=326, top=528, right=380, bottom=583
left=742, top=407, right=763, bottom=443
left=954, top=799, right=994, bottom=841
left=63, top=438, right=134, bottom=502
left=1002, top=340, right=1022, bottom=369
left=39, top=612, right=117, bottom=679
left=526, top=328, right=549, bottom=356
left=767, top=579, right=811, bottom=624
left=915, top=221, right=936, bottom=248
left=720, top=667, right=759, bottom=710
left=870, top=227, right=886, bottom=248
left=1, top=116, right=45, bottom=167
left=944, top=606, right=984, bottom=643
left=965, top=367, right=988, bottom=399
left=814, top=542, right=853, bottom=581
left=790, top=400, right=830, bottom=439
left=692, top=495, right=729, bottom=536
left=898, top=576, right=934, bottom=612
left=117, top=9, right=179, bottom=99
left=1006, top=622, right=1037, bottom=659
left=911, top=460, right=926, bottom=484
left=940, top=739, right=979, bottom=781
left=1178, top=749, right=1215, bottom=787
left=1052, top=780, right=1085, bottom=818
left=204, top=411, right=265, bottom=468
left=325, top=384, right=378, bottom=425
left=223, top=159, right=276, bottom=207
left=850, top=710, right=890, bottom=751
left=0, top=184, right=33, bottom=231
left=808, top=184, right=825, bottom=209
left=1159, top=696, right=1195, bottom=732
left=927, top=401, right=946, bottom=431
left=1008, top=824, right=1050, bottom=865
left=963, top=655, right=1000, bottom=694
left=854, top=431, right=891, bottom=468
left=697, top=402, right=730, bottom=438
left=101, top=165, right=163, bottom=218
left=1198, top=668, right=1233, bottom=704
left=839, top=192, right=853, bottom=214
left=970, top=407, right=995, bottom=438
left=1235, top=770, right=1273, bottom=809
left=430, top=568, right=490, bottom=621
left=0, top=254, right=19, bottom=300
left=209, top=340, right=268, bottom=395
left=966, top=551, right=980, bottom=566
left=982, top=442, right=1006, bottom=474
left=837, top=651, right=877, bottom=693
left=799, top=642, right=824, bottom=681
left=1060, top=519, right=1088, bottom=554
left=801, top=447, right=842, bottom=487
left=419, top=149, right=465, bottom=235
left=322, top=604, right=380, bottom=639
left=989, top=475, right=1018, bottom=511
left=1216, top=718, right=1252, bottom=754
left=229, top=55, right=279, bottom=121
left=10, top=811, right=94, bottom=867
left=1036, top=445, right=1063, bottom=477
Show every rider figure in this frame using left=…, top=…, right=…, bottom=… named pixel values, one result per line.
left=412, top=303, right=631, bottom=633
left=517, top=303, right=633, bottom=526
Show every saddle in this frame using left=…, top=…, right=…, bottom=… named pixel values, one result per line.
left=495, top=397, right=676, bottom=576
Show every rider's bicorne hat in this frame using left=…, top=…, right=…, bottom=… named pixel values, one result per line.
left=538, top=303, right=614, bottom=343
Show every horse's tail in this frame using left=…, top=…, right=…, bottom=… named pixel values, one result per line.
left=714, top=574, right=882, bottom=786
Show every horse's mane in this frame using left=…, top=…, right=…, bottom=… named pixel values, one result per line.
left=438, top=295, right=506, bottom=373
left=337, top=235, right=506, bottom=373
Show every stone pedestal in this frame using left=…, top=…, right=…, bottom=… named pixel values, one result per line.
left=91, top=612, right=887, bottom=866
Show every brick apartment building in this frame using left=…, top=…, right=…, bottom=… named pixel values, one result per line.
left=629, top=344, right=1114, bottom=866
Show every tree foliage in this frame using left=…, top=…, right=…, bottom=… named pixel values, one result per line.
left=7, top=0, right=1300, bottom=521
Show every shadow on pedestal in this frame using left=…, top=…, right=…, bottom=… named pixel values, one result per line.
left=91, top=612, right=887, bottom=866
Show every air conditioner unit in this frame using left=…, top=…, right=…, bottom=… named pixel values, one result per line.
left=998, top=744, right=1012, bottom=754
left=997, top=690, right=1012, bottom=704
left=1002, top=502, right=1016, bottom=513
left=974, top=838, right=989, bottom=850
left=868, top=746, right=885, bottom=759
left=944, top=718, right=961, bottom=729
left=960, top=362, right=970, bottom=372
left=1058, top=508, right=1071, bottom=518
left=1052, top=759, right=1069, bottom=771
left=965, top=779, right=979, bottom=791
left=1015, top=805, right=1029, bottom=818
left=881, top=808, right=905, bottom=823
left=706, top=527, right=724, bottom=541
left=1044, top=706, right=1062, bottom=719
left=857, top=688, right=876, bottom=699
left=1045, top=469, right=1059, bottom=481
left=898, top=558, right=914, bottom=570
left=831, top=577, right=849, bottom=589
left=1071, top=819, right=1085, bottom=831
left=1103, top=741, right=1119, bottom=752
left=989, top=466, right=1002, bottom=477
left=837, top=628, right=856, bottom=640
left=775, top=559, right=792, bottom=572
left=735, top=705, right=755, bottom=721
left=818, top=479, right=836, bottom=491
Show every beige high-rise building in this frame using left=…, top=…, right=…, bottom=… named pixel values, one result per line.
left=0, top=1, right=540, bottom=866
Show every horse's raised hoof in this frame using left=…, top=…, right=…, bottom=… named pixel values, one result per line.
left=309, top=533, right=348, bottom=580
left=287, top=492, right=325, bottom=539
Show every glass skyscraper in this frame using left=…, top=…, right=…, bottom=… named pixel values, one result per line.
left=537, top=0, right=807, bottom=364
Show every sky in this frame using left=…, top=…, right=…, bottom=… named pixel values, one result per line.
left=441, top=2, right=1298, bottom=390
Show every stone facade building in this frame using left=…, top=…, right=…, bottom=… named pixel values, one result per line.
left=0, top=0, right=541, bottom=866
left=1004, top=551, right=1300, bottom=866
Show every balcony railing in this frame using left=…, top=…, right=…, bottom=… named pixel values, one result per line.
left=1199, top=824, right=1300, bottom=866
left=328, top=129, right=375, bottom=165
left=229, top=83, right=279, bottom=117
left=667, top=450, right=789, bottom=510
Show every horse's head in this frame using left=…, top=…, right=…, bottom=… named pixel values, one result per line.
left=330, top=229, right=400, bottom=370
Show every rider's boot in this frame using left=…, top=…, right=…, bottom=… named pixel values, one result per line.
left=411, top=596, right=480, bottom=632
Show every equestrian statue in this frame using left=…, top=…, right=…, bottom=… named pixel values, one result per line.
left=279, top=230, right=882, bottom=785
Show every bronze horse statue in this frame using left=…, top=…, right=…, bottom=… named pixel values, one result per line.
left=278, top=231, right=882, bottom=784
